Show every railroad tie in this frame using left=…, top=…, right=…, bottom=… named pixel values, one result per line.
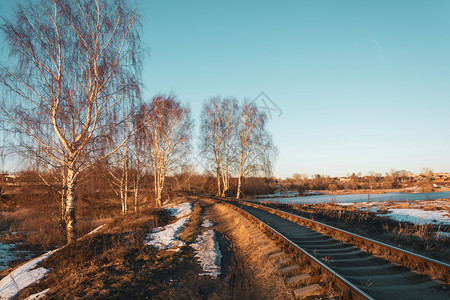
left=253, top=234, right=267, bottom=240
left=255, top=238, right=271, bottom=245
left=273, top=257, right=293, bottom=268
left=330, top=256, right=375, bottom=263
left=315, top=249, right=362, bottom=256
left=264, top=247, right=281, bottom=256
left=251, top=231, right=267, bottom=237
left=279, top=264, right=300, bottom=275
left=293, top=284, right=324, bottom=299
left=248, top=231, right=261, bottom=237
left=254, top=234, right=269, bottom=240
left=260, top=243, right=276, bottom=250
left=286, top=273, right=311, bottom=286
left=268, top=251, right=286, bottom=260
left=333, top=263, right=392, bottom=271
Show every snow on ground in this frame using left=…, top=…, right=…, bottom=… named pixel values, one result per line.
left=190, top=229, right=221, bottom=278
left=144, top=202, right=193, bottom=251
left=24, top=288, right=50, bottom=300
left=85, top=225, right=104, bottom=236
left=166, top=202, right=193, bottom=219
left=0, top=249, right=58, bottom=300
left=144, top=217, right=190, bottom=250
left=378, top=209, right=450, bottom=225
left=202, top=219, right=214, bottom=228
left=336, top=203, right=355, bottom=206
left=337, top=199, right=450, bottom=225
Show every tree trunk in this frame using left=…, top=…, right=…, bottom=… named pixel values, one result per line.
left=221, top=175, right=228, bottom=197
left=236, top=175, right=242, bottom=199
left=65, top=166, right=77, bottom=243
left=221, top=165, right=229, bottom=197
left=216, top=167, right=221, bottom=196
left=155, top=189, right=161, bottom=207
left=154, top=169, right=165, bottom=207
left=134, top=157, right=140, bottom=212
left=123, top=156, right=128, bottom=214
left=154, top=168, right=162, bottom=207
left=60, top=182, right=67, bottom=232
left=134, top=177, right=139, bottom=212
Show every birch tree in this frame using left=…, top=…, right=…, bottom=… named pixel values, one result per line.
left=200, top=97, right=238, bottom=197
left=0, top=0, right=142, bottom=243
left=130, top=111, right=146, bottom=212
left=235, top=102, right=276, bottom=198
left=105, top=118, right=131, bottom=215
left=139, top=95, right=192, bottom=207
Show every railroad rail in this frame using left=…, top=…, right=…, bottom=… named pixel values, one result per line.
left=207, top=196, right=450, bottom=299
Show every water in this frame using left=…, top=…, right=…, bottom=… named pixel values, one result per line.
left=0, top=242, right=17, bottom=271
left=257, top=191, right=450, bottom=205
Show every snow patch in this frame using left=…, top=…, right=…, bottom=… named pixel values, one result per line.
left=144, top=217, right=190, bottom=250
left=166, top=202, right=193, bottom=219
left=85, top=225, right=104, bottom=236
left=0, top=249, right=58, bottom=300
left=190, top=230, right=221, bottom=278
left=202, top=219, right=214, bottom=228
left=378, top=209, right=450, bottom=225
left=24, top=288, right=50, bottom=300
left=144, top=202, right=193, bottom=251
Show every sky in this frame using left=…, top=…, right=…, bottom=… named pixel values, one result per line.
left=1, top=0, right=450, bottom=178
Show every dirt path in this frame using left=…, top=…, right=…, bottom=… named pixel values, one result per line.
left=195, top=197, right=293, bottom=299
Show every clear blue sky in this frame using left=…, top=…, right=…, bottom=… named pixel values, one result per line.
left=1, top=1, right=450, bottom=178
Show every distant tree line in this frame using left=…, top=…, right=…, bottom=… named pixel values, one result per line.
left=282, top=169, right=440, bottom=194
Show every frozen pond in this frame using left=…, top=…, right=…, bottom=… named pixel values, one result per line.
left=256, top=191, right=450, bottom=204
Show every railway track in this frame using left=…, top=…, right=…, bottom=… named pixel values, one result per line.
left=209, top=196, right=450, bottom=299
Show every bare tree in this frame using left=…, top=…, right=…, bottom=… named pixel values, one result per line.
left=105, top=118, right=132, bottom=215
left=0, top=0, right=142, bottom=243
left=200, top=97, right=238, bottom=197
left=367, top=171, right=380, bottom=201
left=235, top=102, right=276, bottom=198
left=130, top=110, right=147, bottom=212
left=139, top=95, right=192, bottom=207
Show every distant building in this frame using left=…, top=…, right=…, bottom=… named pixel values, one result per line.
left=435, top=173, right=450, bottom=182
left=0, top=173, right=16, bottom=186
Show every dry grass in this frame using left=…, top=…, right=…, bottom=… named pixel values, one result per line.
left=178, top=201, right=202, bottom=244
left=18, top=208, right=169, bottom=299
left=0, top=207, right=114, bottom=252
